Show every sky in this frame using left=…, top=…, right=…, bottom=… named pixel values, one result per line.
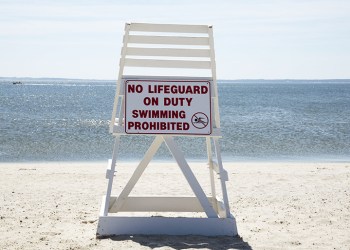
left=0, top=0, right=349, bottom=80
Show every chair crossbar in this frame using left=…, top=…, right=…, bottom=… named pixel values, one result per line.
left=127, top=35, right=209, bottom=46
left=123, top=58, right=211, bottom=69
left=129, top=23, right=209, bottom=34
left=125, top=47, right=210, bottom=58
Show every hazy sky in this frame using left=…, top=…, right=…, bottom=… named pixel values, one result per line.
left=1, top=0, right=349, bottom=80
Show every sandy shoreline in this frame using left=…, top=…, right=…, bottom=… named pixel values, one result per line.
left=0, top=161, right=349, bottom=249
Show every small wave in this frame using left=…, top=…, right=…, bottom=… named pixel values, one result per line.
left=79, top=119, right=110, bottom=127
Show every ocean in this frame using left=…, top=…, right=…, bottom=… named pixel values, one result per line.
left=1, top=79, right=349, bottom=162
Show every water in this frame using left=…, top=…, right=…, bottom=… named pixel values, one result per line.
left=1, top=79, right=350, bottom=162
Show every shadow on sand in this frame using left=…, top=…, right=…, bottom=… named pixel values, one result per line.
left=102, top=234, right=252, bottom=249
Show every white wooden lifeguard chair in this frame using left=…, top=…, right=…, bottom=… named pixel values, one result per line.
left=97, top=22, right=237, bottom=236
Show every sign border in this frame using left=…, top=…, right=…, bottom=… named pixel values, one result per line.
left=124, top=79, right=212, bottom=136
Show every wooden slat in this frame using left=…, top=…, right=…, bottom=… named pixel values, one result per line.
left=124, top=58, right=211, bottom=69
left=211, top=160, right=228, bottom=181
left=109, top=196, right=222, bottom=214
left=111, top=197, right=204, bottom=212
left=129, top=23, right=209, bottom=34
left=127, top=35, right=209, bottom=46
left=126, top=47, right=210, bottom=57
left=122, top=75, right=212, bottom=80
left=105, top=159, right=113, bottom=179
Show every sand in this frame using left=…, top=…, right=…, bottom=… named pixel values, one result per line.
left=0, top=161, right=349, bottom=249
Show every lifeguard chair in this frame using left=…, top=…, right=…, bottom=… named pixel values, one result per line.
left=97, top=22, right=237, bottom=236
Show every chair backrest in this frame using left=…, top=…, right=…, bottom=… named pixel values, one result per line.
left=111, top=23, right=220, bottom=132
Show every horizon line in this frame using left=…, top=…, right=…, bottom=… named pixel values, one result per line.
left=1, top=76, right=350, bottom=81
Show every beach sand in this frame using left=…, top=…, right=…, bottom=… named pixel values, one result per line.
left=0, top=161, right=349, bottom=249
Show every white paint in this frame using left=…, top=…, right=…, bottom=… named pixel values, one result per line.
left=98, top=23, right=237, bottom=237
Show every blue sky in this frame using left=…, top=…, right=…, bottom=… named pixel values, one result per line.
left=1, top=0, right=349, bottom=79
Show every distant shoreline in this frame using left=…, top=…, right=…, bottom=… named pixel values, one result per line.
left=1, top=76, right=350, bottom=83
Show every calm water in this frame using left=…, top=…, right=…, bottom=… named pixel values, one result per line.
left=1, top=79, right=350, bottom=162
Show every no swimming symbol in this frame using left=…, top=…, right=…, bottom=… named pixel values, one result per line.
left=191, top=112, right=209, bottom=129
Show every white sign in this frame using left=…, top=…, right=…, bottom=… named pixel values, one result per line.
left=124, top=79, right=212, bottom=135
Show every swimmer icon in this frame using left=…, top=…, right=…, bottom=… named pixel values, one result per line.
left=191, top=112, right=209, bottom=129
